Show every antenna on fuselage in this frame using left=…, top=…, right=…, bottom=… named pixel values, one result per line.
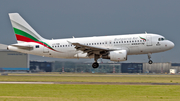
left=145, top=31, right=147, bottom=34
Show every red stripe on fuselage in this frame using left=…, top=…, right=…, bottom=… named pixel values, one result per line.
left=15, top=34, right=56, bottom=51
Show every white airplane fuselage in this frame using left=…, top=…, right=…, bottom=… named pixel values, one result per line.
left=8, top=33, right=174, bottom=59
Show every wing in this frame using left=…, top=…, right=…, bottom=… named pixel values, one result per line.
left=68, top=41, right=115, bottom=57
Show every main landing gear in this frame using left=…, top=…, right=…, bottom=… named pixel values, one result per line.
left=92, top=54, right=100, bottom=68
left=92, top=62, right=99, bottom=68
left=148, top=53, right=153, bottom=64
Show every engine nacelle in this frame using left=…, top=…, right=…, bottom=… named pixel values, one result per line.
left=109, top=50, right=127, bottom=62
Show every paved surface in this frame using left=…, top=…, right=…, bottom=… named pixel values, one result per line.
left=0, top=82, right=54, bottom=84
left=0, top=82, right=179, bottom=85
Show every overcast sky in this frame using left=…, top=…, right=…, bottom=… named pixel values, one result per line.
left=0, top=0, right=179, bottom=63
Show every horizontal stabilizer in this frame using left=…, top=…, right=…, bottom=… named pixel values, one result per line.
left=0, top=44, right=8, bottom=50
left=10, top=43, right=33, bottom=50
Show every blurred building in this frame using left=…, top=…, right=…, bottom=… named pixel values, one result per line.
left=121, top=63, right=143, bottom=73
left=0, top=44, right=29, bottom=72
left=30, top=61, right=52, bottom=72
left=52, top=61, right=180, bottom=74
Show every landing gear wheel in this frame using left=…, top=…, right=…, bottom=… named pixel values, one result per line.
left=148, top=60, right=153, bottom=64
left=92, top=62, right=99, bottom=68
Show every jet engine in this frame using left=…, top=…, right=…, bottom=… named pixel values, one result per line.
left=102, top=50, right=127, bottom=62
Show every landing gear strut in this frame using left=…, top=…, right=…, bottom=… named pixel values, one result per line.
left=148, top=53, right=153, bottom=64
left=92, top=54, right=100, bottom=68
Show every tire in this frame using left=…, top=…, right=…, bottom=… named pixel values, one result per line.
left=148, top=60, right=153, bottom=64
left=92, top=62, right=99, bottom=68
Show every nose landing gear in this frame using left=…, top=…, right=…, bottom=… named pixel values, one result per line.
left=148, top=60, right=153, bottom=64
left=148, top=53, right=153, bottom=64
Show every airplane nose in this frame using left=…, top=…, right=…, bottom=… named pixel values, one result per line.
left=168, top=41, right=174, bottom=49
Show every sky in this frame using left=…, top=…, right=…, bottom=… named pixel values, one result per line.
left=0, top=0, right=179, bottom=63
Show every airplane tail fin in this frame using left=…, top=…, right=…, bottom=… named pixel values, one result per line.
left=9, top=13, right=45, bottom=43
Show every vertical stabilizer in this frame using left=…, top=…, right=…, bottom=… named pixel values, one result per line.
left=9, top=13, right=45, bottom=43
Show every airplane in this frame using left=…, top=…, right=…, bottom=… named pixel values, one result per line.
left=7, top=13, right=174, bottom=68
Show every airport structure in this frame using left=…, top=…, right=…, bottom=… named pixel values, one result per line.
left=30, top=61, right=52, bottom=72
left=49, top=61, right=180, bottom=74
left=0, top=44, right=29, bottom=72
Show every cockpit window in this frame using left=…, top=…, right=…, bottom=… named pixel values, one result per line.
left=158, top=38, right=166, bottom=41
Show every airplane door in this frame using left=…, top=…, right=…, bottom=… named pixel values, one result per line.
left=43, top=44, right=49, bottom=53
left=146, top=35, right=152, bottom=46
left=105, top=40, right=113, bottom=48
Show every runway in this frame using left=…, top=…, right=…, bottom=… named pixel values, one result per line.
left=0, top=82, right=179, bottom=85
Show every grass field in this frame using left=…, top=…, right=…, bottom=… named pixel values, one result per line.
left=0, top=73, right=180, bottom=101
left=0, top=84, right=180, bottom=101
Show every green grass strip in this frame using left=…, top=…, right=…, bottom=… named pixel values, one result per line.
left=0, top=84, right=180, bottom=101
